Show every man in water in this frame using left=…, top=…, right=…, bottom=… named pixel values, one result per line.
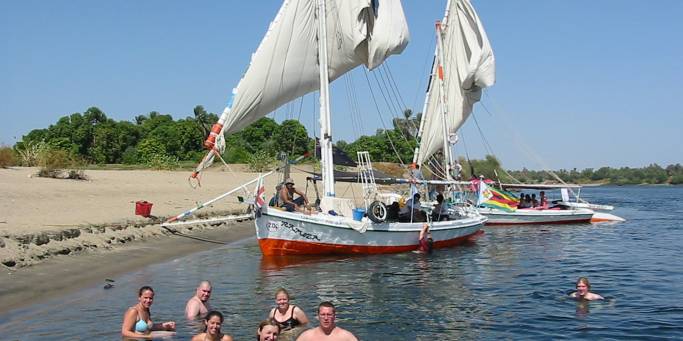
left=185, top=280, right=213, bottom=319
left=296, top=301, right=358, bottom=341
left=571, top=277, right=604, bottom=301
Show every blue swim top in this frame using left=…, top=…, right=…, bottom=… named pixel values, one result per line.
left=135, top=319, right=150, bottom=333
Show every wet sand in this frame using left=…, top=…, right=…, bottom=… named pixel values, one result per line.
left=0, top=222, right=254, bottom=314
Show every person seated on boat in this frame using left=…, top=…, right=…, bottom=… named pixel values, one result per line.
left=431, top=193, right=449, bottom=221
left=570, top=277, right=604, bottom=301
left=268, top=288, right=309, bottom=335
left=278, top=178, right=309, bottom=212
left=121, top=286, right=176, bottom=339
left=386, top=201, right=400, bottom=221
left=186, top=280, right=212, bottom=320
left=526, top=194, right=534, bottom=207
left=519, top=194, right=532, bottom=209
left=418, top=223, right=433, bottom=254
left=191, top=311, right=233, bottom=341
left=539, top=191, right=548, bottom=208
left=399, top=193, right=426, bottom=222
left=531, top=194, right=539, bottom=208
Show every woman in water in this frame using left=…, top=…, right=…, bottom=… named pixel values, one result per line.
left=268, top=288, right=309, bottom=332
left=571, top=277, right=604, bottom=301
left=191, top=311, right=233, bottom=341
left=121, top=286, right=176, bottom=339
left=257, top=319, right=280, bottom=341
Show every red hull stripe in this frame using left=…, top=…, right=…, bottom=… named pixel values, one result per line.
left=258, top=231, right=483, bottom=256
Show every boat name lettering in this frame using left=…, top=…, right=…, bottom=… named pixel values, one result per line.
left=267, top=221, right=321, bottom=241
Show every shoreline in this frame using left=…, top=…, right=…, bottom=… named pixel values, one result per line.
left=0, top=221, right=255, bottom=315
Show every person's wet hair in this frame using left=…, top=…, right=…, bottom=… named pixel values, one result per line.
left=256, top=319, right=280, bottom=341
left=275, top=287, right=290, bottom=299
left=203, top=311, right=224, bottom=332
left=318, top=301, right=336, bottom=314
left=576, top=277, right=591, bottom=289
left=138, top=286, right=154, bottom=297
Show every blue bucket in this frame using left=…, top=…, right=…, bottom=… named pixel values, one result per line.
left=352, top=208, right=365, bottom=221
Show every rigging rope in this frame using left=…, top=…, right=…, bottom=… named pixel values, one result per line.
left=362, top=68, right=406, bottom=166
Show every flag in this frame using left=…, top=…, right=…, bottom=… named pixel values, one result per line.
left=252, top=175, right=266, bottom=218
left=474, top=179, right=519, bottom=212
left=254, top=175, right=266, bottom=209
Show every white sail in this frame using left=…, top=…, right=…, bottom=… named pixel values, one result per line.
left=195, top=0, right=409, bottom=177
left=415, top=0, right=495, bottom=167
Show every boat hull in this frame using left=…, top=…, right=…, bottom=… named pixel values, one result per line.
left=478, top=207, right=594, bottom=225
left=255, top=208, right=486, bottom=256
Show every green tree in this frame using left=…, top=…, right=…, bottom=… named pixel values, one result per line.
left=272, top=119, right=310, bottom=157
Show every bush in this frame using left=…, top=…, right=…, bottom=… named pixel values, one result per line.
left=670, top=174, right=683, bottom=185
left=247, top=150, right=276, bottom=172
left=146, top=153, right=179, bottom=170
left=16, top=141, right=48, bottom=166
left=33, top=147, right=88, bottom=180
left=39, top=148, right=72, bottom=170
left=121, top=146, right=140, bottom=164
left=0, top=146, right=16, bottom=168
left=37, top=148, right=73, bottom=178
left=224, top=146, right=251, bottom=163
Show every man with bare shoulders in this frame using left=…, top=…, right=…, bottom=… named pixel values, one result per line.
left=296, top=301, right=358, bottom=341
left=185, top=280, right=212, bottom=320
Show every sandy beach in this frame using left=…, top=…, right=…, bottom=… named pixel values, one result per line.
left=0, top=165, right=368, bottom=313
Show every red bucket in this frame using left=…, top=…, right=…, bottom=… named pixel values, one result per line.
left=135, top=201, right=153, bottom=217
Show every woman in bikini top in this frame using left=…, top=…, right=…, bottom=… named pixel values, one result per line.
left=268, top=288, right=309, bottom=331
left=191, top=311, right=233, bottom=341
left=121, top=286, right=176, bottom=338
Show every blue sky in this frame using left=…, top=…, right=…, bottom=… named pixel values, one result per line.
left=2, top=0, right=681, bottom=170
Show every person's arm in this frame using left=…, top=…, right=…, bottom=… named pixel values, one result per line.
left=191, top=334, right=204, bottom=341
left=589, top=292, right=604, bottom=300
left=151, top=320, right=176, bottom=331
left=186, top=299, right=199, bottom=320
left=295, top=189, right=309, bottom=205
left=122, top=308, right=152, bottom=339
left=222, top=334, right=234, bottom=341
left=294, top=306, right=310, bottom=325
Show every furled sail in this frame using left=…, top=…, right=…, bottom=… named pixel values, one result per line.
left=414, top=0, right=495, bottom=167
left=194, top=0, right=409, bottom=177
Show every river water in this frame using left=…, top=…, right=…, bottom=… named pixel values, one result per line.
left=1, top=186, right=682, bottom=340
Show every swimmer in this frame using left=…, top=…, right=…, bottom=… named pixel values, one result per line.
left=191, top=311, right=233, bottom=341
left=121, top=286, right=176, bottom=339
left=570, top=277, right=604, bottom=301
left=268, top=288, right=309, bottom=332
left=417, top=223, right=433, bottom=254
left=296, top=302, right=358, bottom=341
left=186, top=280, right=213, bottom=320
left=257, top=319, right=281, bottom=341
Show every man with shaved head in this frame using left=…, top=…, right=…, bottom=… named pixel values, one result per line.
left=185, top=280, right=212, bottom=320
